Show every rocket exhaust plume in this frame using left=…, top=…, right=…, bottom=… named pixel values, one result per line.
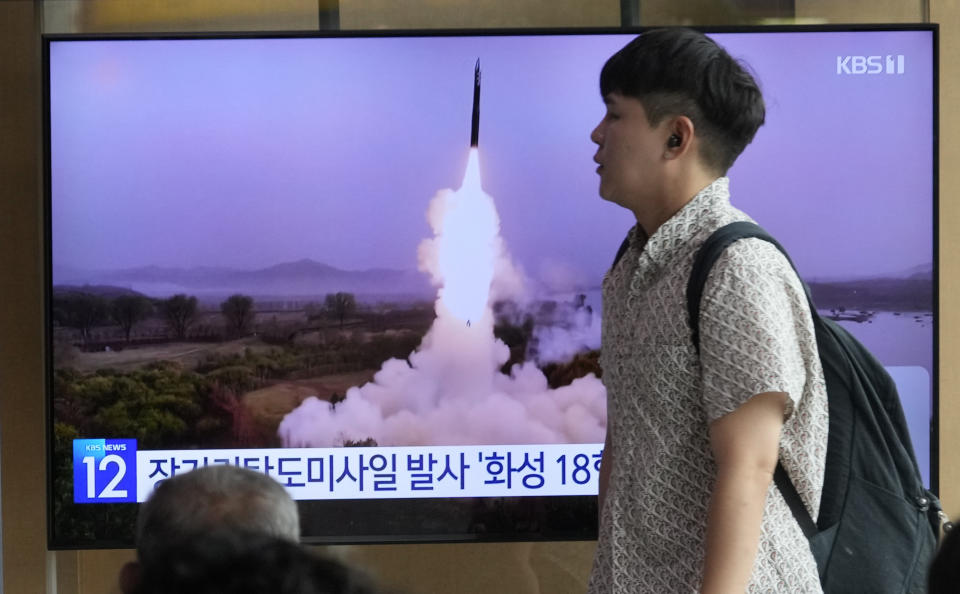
left=278, top=63, right=606, bottom=449
left=470, top=59, right=480, bottom=147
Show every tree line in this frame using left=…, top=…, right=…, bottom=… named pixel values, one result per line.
left=52, top=291, right=358, bottom=344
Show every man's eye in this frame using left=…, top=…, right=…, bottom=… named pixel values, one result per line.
left=606, top=112, right=620, bottom=121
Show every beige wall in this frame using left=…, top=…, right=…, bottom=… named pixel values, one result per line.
left=2, top=1, right=956, bottom=592
left=339, top=0, right=617, bottom=29
left=932, top=0, right=960, bottom=518
left=0, top=2, right=48, bottom=593
left=796, top=0, right=928, bottom=22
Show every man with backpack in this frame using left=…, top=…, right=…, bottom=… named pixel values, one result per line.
left=586, top=28, right=827, bottom=593
left=587, top=27, right=939, bottom=594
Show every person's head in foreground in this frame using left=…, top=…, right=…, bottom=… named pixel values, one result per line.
left=120, top=464, right=300, bottom=593
left=590, top=27, right=765, bottom=232
left=131, top=528, right=382, bottom=594
left=929, top=523, right=960, bottom=594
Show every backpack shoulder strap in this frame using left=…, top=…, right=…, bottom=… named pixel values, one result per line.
left=687, top=220, right=818, bottom=539
left=689, top=221, right=772, bottom=354
left=687, top=220, right=816, bottom=353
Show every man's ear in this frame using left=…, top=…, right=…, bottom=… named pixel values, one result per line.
left=664, top=115, right=696, bottom=157
left=119, top=561, right=142, bottom=594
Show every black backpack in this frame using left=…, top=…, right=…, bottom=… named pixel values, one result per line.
left=685, top=221, right=941, bottom=593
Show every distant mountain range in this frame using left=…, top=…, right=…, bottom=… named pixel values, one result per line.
left=801, top=263, right=934, bottom=312
left=53, top=259, right=435, bottom=301
left=901, top=263, right=935, bottom=281
left=807, top=262, right=933, bottom=283
left=51, top=258, right=935, bottom=309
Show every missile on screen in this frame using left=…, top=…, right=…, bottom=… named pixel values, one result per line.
left=471, top=59, right=481, bottom=147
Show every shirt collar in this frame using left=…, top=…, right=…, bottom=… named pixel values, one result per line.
left=629, top=177, right=731, bottom=275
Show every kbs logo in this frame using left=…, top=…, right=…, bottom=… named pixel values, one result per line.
left=837, top=55, right=905, bottom=75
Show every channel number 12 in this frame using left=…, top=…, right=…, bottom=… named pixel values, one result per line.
left=82, top=454, right=128, bottom=499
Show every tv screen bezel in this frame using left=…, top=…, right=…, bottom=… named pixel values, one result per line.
left=43, top=23, right=940, bottom=550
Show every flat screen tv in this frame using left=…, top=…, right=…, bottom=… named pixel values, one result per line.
left=45, top=25, right=938, bottom=548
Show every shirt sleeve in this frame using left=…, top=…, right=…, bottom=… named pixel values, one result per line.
left=698, top=239, right=812, bottom=423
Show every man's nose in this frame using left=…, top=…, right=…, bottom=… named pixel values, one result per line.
left=590, top=122, right=603, bottom=145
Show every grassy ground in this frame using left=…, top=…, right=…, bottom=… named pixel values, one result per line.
left=66, top=335, right=273, bottom=373
left=242, top=370, right=377, bottom=438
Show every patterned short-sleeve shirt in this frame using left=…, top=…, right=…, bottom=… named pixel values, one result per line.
left=588, top=178, right=829, bottom=594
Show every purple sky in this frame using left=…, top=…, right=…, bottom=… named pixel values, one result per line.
left=50, top=30, right=934, bottom=285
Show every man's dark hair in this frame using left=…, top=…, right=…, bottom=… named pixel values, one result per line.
left=133, top=529, right=383, bottom=594
left=136, top=465, right=300, bottom=566
left=600, top=27, right=765, bottom=173
left=929, top=525, right=960, bottom=594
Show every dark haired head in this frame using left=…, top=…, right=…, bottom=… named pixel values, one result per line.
left=600, top=27, right=765, bottom=173
left=929, top=525, right=960, bottom=594
left=136, top=464, right=300, bottom=566
left=133, top=529, right=383, bottom=594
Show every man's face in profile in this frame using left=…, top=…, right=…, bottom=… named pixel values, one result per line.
left=590, top=93, right=670, bottom=214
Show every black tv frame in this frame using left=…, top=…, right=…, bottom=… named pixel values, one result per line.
left=43, top=23, right=939, bottom=549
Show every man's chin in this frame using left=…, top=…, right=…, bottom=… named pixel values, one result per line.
left=597, top=189, right=622, bottom=207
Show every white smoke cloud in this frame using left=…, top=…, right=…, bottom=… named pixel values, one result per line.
left=530, top=301, right=601, bottom=364
left=492, top=291, right=602, bottom=366
left=278, top=151, right=606, bottom=448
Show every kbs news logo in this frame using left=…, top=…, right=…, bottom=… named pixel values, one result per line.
left=837, top=55, right=905, bottom=75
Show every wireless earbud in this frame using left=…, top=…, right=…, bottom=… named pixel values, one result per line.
left=667, top=134, right=682, bottom=148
